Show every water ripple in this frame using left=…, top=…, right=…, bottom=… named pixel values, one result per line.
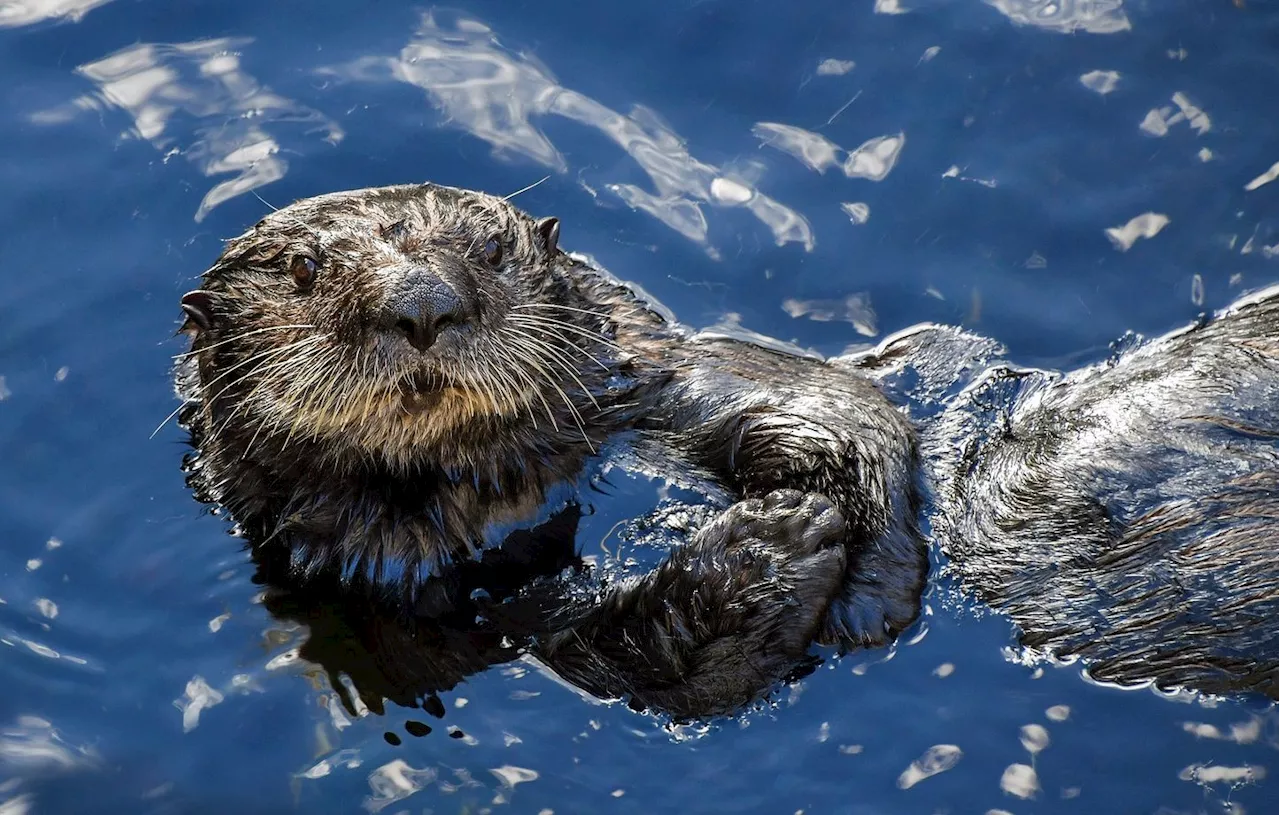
left=30, top=38, right=342, bottom=221
left=323, top=11, right=813, bottom=256
left=984, top=0, right=1131, bottom=34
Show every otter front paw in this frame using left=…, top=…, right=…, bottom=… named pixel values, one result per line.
left=541, top=489, right=848, bottom=718
left=684, top=489, right=847, bottom=653
left=699, top=489, right=846, bottom=557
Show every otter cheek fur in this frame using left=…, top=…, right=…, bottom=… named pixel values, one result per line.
left=177, top=182, right=926, bottom=716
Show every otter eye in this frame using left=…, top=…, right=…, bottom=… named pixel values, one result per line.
left=290, top=254, right=319, bottom=290
left=482, top=235, right=503, bottom=267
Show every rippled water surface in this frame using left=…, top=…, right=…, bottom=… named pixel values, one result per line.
left=1, top=1, right=1277, bottom=812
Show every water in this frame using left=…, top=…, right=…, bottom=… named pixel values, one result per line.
left=1, top=0, right=1276, bottom=812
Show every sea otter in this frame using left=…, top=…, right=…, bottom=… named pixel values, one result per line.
left=175, top=179, right=1280, bottom=711
left=175, top=182, right=925, bottom=717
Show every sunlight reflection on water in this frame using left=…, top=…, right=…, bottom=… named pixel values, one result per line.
left=324, top=12, right=815, bottom=257
left=31, top=38, right=342, bottom=221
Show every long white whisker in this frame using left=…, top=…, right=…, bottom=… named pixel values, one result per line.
left=509, top=313, right=624, bottom=353
left=201, top=336, right=327, bottom=400
left=499, top=337, right=559, bottom=430
left=512, top=303, right=613, bottom=318
left=509, top=318, right=612, bottom=371
left=152, top=335, right=325, bottom=438
left=504, top=332, right=593, bottom=450
left=502, top=175, right=551, bottom=201
left=513, top=302, right=646, bottom=326
left=280, top=346, right=345, bottom=452
left=506, top=332, right=600, bottom=410
left=208, top=342, right=329, bottom=441
left=478, top=342, right=525, bottom=420
left=172, top=324, right=318, bottom=359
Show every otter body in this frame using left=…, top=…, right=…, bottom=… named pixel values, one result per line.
left=177, top=183, right=924, bottom=716
left=175, top=176, right=1280, bottom=706
left=928, top=288, right=1278, bottom=697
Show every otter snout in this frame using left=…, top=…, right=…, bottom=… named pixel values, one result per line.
left=380, top=267, right=471, bottom=352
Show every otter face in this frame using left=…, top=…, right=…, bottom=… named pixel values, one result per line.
left=180, top=183, right=584, bottom=469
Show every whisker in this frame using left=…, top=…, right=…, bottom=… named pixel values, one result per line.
left=503, top=332, right=594, bottom=450
left=509, top=318, right=613, bottom=371
left=552, top=381, right=594, bottom=452
left=251, top=190, right=279, bottom=212
left=532, top=361, right=592, bottom=450
left=506, top=332, right=600, bottom=410
left=200, top=338, right=329, bottom=418
left=208, top=342, right=329, bottom=441
left=205, top=335, right=326, bottom=393
left=502, top=175, right=551, bottom=201
left=496, top=329, right=565, bottom=431
left=358, top=348, right=382, bottom=434
left=281, top=347, right=345, bottom=451
left=509, top=313, right=624, bottom=352
left=501, top=344, right=560, bottom=430
left=152, top=336, right=325, bottom=438
left=256, top=345, right=335, bottom=449
left=173, top=324, right=318, bottom=359
left=241, top=411, right=272, bottom=461
left=512, top=303, right=615, bottom=318
left=476, top=343, right=523, bottom=420
left=150, top=401, right=195, bottom=440
left=512, top=302, right=646, bottom=326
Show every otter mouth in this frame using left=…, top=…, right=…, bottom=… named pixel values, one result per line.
left=398, top=370, right=454, bottom=414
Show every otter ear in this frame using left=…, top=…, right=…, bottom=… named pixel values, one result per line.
left=536, top=216, right=560, bottom=255
left=179, top=290, right=216, bottom=335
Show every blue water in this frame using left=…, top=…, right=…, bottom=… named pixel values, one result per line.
left=1, top=0, right=1276, bottom=812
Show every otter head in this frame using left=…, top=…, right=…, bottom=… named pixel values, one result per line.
left=179, top=183, right=590, bottom=473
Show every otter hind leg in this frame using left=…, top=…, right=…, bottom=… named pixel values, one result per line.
left=540, top=489, right=847, bottom=718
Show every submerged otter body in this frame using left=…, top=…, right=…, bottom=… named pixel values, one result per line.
left=926, top=288, right=1279, bottom=697
left=177, top=182, right=924, bottom=716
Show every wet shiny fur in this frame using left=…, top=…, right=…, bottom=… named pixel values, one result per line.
left=925, top=289, right=1278, bottom=697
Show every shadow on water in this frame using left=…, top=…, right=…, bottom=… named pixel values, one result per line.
left=251, top=505, right=587, bottom=722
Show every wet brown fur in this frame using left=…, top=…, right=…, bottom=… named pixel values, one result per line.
left=175, top=182, right=1277, bottom=714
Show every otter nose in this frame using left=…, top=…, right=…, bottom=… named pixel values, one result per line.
left=382, top=269, right=469, bottom=352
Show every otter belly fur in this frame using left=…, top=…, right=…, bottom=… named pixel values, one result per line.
left=928, top=288, right=1278, bottom=697
left=173, top=182, right=1278, bottom=714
